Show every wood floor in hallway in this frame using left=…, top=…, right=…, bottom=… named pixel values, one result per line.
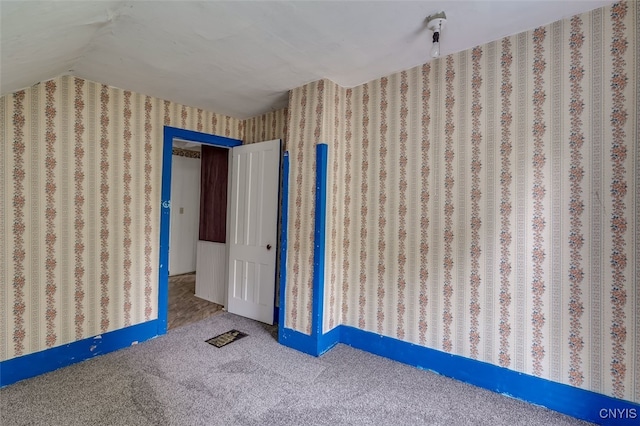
left=168, top=272, right=224, bottom=330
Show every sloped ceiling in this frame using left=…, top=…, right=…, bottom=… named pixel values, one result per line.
left=1, top=0, right=614, bottom=119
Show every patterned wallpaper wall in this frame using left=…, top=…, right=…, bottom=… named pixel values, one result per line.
left=285, top=1, right=638, bottom=402
left=0, top=75, right=243, bottom=362
left=286, top=79, right=342, bottom=331
left=172, top=147, right=201, bottom=159
left=243, top=108, right=288, bottom=147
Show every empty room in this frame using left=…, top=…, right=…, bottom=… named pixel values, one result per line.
left=0, top=1, right=638, bottom=425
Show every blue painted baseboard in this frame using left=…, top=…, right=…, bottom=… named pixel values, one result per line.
left=0, top=320, right=159, bottom=387
left=279, top=324, right=638, bottom=425
left=340, top=325, right=639, bottom=425
left=278, top=327, right=317, bottom=355
left=279, top=325, right=340, bottom=356
left=318, top=325, right=340, bottom=355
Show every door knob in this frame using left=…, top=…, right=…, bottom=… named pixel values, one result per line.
left=266, top=244, right=272, bottom=250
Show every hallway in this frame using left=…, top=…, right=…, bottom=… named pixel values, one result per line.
left=168, top=273, right=223, bottom=330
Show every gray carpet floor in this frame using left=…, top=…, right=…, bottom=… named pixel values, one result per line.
left=1, top=313, right=591, bottom=425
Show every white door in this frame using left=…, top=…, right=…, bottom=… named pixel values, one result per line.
left=227, top=139, right=281, bottom=324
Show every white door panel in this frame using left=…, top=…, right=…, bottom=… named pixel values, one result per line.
left=227, top=139, right=280, bottom=324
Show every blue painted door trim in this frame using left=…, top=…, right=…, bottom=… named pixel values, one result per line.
left=159, top=126, right=241, bottom=335
left=311, top=144, right=328, bottom=338
left=277, top=152, right=290, bottom=332
left=278, top=143, right=339, bottom=355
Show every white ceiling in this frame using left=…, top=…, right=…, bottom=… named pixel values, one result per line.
left=1, top=0, right=614, bottom=119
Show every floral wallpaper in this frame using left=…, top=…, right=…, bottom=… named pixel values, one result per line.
left=172, top=147, right=201, bottom=159
left=243, top=108, right=288, bottom=147
left=0, top=75, right=242, bottom=361
left=284, top=1, right=638, bottom=402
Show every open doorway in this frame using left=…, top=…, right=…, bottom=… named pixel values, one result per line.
left=158, top=126, right=281, bottom=336
left=158, top=127, right=242, bottom=335
left=167, top=139, right=225, bottom=330
left=167, top=272, right=222, bottom=329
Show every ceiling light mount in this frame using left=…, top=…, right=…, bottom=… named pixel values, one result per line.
left=426, top=11, right=447, bottom=58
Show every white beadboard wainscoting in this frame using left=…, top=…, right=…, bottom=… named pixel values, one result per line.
left=195, top=241, right=227, bottom=305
